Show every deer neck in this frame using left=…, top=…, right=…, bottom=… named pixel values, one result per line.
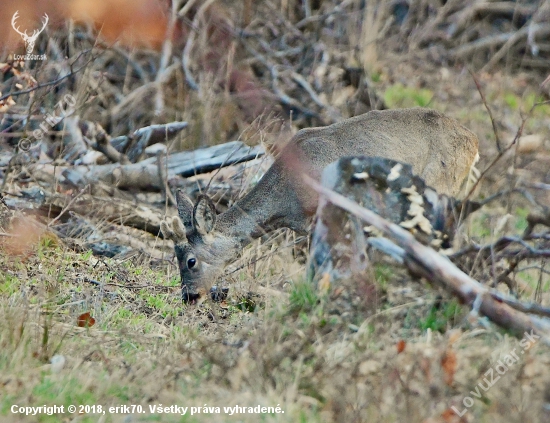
left=216, top=162, right=302, bottom=248
left=217, top=191, right=277, bottom=248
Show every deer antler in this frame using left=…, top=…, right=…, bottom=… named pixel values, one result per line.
left=11, top=11, right=28, bottom=37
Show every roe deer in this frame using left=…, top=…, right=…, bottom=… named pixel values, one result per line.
left=161, top=108, right=479, bottom=302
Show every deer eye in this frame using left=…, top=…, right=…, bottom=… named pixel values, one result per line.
left=187, top=258, right=197, bottom=269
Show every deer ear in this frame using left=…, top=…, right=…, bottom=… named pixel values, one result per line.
left=176, top=189, right=194, bottom=232
left=193, top=195, right=217, bottom=235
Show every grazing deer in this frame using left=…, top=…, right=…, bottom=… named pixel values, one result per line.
left=161, top=108, right=479, bottom=302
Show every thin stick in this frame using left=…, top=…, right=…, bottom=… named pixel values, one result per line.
left=470, top=71, right=502, bottom=152
left=182, top=0, right=217, bottom=92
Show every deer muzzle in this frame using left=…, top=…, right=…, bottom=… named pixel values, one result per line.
left=182, top=291, right=201, bottom=303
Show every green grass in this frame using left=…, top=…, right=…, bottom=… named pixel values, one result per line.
left=289, top=280, right=318, bottom=312
left=419, top=298, right=463, bottom=333
left=373, top=264, right=394, bottom=290
left=503, top=92, right=520, bottom=110
left=383, top=83, right=433, bottom=108
left=469, top=213, right=492, bottom=239
left=500, top=90, right=550, bottom=132
left=0, top=273, right=20, bottom=295
left=514, top=207, right=530, bottom=232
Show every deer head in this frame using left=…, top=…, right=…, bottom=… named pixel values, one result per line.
left=161, top=190, right=241, bottom=303
left=12, top=11, right=49, bottom=54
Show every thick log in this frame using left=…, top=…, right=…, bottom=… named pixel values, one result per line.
left=308, top=156, right=458, bottom=284
left=31, top=140, right=265, bottom=190
left=53, top=214, right=172, bottom=259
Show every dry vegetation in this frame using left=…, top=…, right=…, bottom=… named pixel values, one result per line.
left=1, top=0, right=550, bottom=422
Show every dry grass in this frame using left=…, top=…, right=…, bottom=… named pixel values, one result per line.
left=1, top=231, right=550, bottom=423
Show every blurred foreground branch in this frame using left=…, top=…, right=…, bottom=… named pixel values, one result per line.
left=305, top=175, right=550, bottom=341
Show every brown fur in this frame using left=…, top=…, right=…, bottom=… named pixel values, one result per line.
left=162, top=108, right=479, bottom=300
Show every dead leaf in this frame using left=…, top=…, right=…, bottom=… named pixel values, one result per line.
left=441, top=407, right=467, bottom=422
left=331, top=286, right=345, bottom=299
left=441, top=350, right=457, bottom=386
left=77, top=312, right=96, bottom=328
left=448, top=329, right=462, bottom=345
left=358, top=360, right=381, bottom=375
left=396, top=340, right=406, bottom=354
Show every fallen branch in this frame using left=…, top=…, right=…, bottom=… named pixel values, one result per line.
left=47, top=185, right=89, bottom=228
left=2, top=188, right=167, bottom=237
left=53, top=213, right=171, bottom=259
left=32, top=140, right=265, bottom=190
left=81, top=121, right=131, bottom=164
left=110, top=122, right=189, bottom=162
left=451, top=31, right=520, bottom=59
left=450, top=234, right=550, bottom=261
left=449, top=2, right=536, bottom=37
left=526, top=209, right=550, bottom=235
left=482, top=25, right=532, bottom=72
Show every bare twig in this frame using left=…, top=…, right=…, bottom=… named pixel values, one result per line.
left=182, top=0, right=218, bottom=92
left=470, top=71, right=502, bottom=152
left=47, top=186, right=89, bottom=228
left=463, top=106, right=532, bottom=203
left=157, top=152, right=177, bottom=208
left=482, top=25, right=530, bottom=72
left=154, top=0, right=180, bottom=115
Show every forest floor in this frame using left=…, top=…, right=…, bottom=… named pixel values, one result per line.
left=1, top=1, right=550, bottom=419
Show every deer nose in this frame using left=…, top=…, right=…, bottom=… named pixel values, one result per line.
left=182, top=292, right=201, bottom=303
